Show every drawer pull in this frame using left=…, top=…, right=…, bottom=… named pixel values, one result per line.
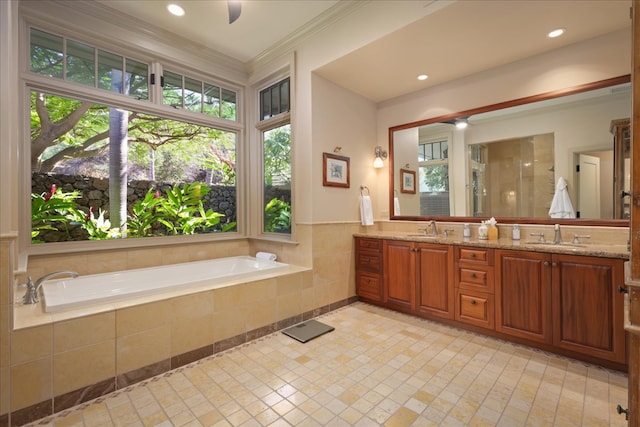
left=471, top=299, right=477, bottom=305
left=617, top=286, right=628, bottom=294
left=470, top=273, right=477, bottom=278
left=469, top=253, right=476, bottom=258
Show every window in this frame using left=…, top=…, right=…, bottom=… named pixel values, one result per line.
left=259, top=78, right=291, bottom=235
left=28, top=27, right=241, bottom=245
left=163, top=70, right=237, bottom=120
left=418, top=138, right=450, bottom=216
left=30, top=28, right=149, bottom=100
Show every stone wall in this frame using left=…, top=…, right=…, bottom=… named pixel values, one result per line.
left=32, top=173, right=237, bottom=241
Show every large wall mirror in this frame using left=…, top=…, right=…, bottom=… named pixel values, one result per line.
left=389, top=75, right=631, bottom=226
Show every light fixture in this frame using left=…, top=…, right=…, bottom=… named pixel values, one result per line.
left=455, top=117, right=468, bottom=129
left=167, top=3, right=185, bottom=16
left=373, top=146, right=388, bottom=168
left=547, top=28, right=565, bottom=38
left=417, top=74, right=429, bottom=81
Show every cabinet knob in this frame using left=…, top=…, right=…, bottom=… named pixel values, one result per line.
left=470, top=253, right=476, bottom=258
left=470, top=299, right=477, bottom=305
left=471, top=273, right=477, bottom=278
left=543, top=261, right=550, bottom=267
left=617, top=286, right=628, bottom=294
left=552, top=262, right=558, bottom=267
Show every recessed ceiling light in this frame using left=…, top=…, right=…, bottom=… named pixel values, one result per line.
left=548, top=28, right=565, bottom=38
left=417, top=74, right=428, bottom=81
left=167, top=4, right=185, bottom=16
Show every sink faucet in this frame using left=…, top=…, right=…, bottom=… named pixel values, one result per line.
left=22, top=271, right=79, bottom=304
left=553, top=224, right=562, bottom=244
left=428, top=220, right=438, bottom=237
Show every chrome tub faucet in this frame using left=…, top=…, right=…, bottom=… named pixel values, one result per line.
left=22, top=270, right=79, bottom=304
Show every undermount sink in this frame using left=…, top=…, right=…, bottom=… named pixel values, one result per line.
left=524, top=241, right=585, bottom=248
left=405, top=234, right=440, bottom=238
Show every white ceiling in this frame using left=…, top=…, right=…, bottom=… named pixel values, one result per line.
left=97, top=0, right=632, bottom=103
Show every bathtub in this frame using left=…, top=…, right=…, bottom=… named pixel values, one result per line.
left=41, top=256, right=288, bottom=313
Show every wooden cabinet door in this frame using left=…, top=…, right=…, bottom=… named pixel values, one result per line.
left=383, top=240, right=415, bottom=311
left=416, top=243, right=454, bottom=319
left=495, top=250, right=552, bottom=344
left=552, top=255, right=626, bottom=363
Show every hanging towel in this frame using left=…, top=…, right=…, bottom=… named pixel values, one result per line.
left=360, top=195, right=374, bottom=226
left=548, top=176, right=576, bottom=218
left=393, top=197, right=401, bottom=216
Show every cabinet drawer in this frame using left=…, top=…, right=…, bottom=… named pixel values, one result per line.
left=357, top=252, right=381, bottom=271
left=457, top=247, right=492, bottom=265
left=457, top=265, right=494, bottom=293
left=456, top=290, right=494, bottom=329
left=357, top=238, right=382, bottom=251
left=356, top=271, right=383, bottom=301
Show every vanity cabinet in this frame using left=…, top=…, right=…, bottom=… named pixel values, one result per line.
left=382, top=240, right=454, bottom=318
left=496, top=250, right=626, bottom=363
left=354, top=237, right=384, bottom=302
left=455, top=247, right=495, bottom=329
left=551, top=254, right=626, bottom=364
left=495, top=250, right=552, bottom=344
left=355, top=236, right=627, bottom=368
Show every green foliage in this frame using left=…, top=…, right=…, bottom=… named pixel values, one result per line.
left=126, top=190, right=164, bottom=238
left=263, top=125, right=291, bottom=186
left=422, top=165, right=449, bottom=192
left=264, top=197, right=291, bottom=233
left=84, top=208, right=121, bottom=240
left=31, top=185, right=84, bottom=243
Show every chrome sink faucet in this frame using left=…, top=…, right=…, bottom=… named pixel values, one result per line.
left=428, top=220, right=438, bottom=237
left=22, top=270, right=79, bottom=304
left=553, top=224, right=562, bottom=244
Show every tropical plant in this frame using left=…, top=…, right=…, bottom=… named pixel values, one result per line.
left=83, top=208, right=121, bottom=240
left=264, top=197, right=291, bottom=233
left=31, top=184, right=84, bottom=243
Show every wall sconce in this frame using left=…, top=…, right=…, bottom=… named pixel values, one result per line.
left=455, top=117, right=468, bottom=129
left=373, top=146, right=388, bottom=168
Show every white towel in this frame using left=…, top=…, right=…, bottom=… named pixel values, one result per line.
left=256, top=252, right=277, bottom=261
left=360, top=195, right=374, bottom=226
left=393, top=197, right=401, bottom=216
left=548, top=177, right=576, bottom=218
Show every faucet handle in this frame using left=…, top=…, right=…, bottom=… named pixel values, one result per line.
left=530, top=232, right=545, bottom=243
left=572, top=234, right=591, bottom=245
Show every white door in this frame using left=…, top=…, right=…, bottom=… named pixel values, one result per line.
left=578, top=154, right=601, bottom=218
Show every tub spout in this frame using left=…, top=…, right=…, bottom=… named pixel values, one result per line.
left=22, top=271, right=79, bottom=304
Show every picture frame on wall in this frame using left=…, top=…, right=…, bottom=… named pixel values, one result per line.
left=400, top=168, right=416, bottom=194
left=323, top=153, right=350, bottom=188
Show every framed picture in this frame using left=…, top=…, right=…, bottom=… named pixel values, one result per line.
left=323, top=153, right=350, bottom=187
left=400, top=168, right=416, bottom=194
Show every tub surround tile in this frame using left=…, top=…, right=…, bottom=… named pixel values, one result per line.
left=246, top=323, right=277, bottom=342
left=53, top=312, right=115, bottom=353
left=9, top=400, right=51, bottom=427
left=214, top=333, right=247, bottom=354
left=116, top=326, right=170, bottom=374
left=53, top=340, right=115, bottom=396
left=10, top=324, right=52, bottom=365
left=10, top=358, right=52, bottom=411
left=170, top=345, right=213, bottom=369
left=116, top=358, right=170, bottom=389
left=170, top=315, right=214, bottom=357
left=115, top=300, right=171, bottom=337
left=53, top=377, right=115, bottom=413
left=84, top=251, right=128, bottom=275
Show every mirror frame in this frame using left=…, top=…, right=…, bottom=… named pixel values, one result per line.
left=388, top=74, right=631, bottom=227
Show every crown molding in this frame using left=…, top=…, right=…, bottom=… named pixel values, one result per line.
left=247, top=0, right=369, bottom=75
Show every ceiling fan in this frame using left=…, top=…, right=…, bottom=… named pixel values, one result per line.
left=228, top=0, right=241, bottom=24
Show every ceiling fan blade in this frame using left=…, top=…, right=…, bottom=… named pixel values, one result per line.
left=228, top=0, right=241, bottom=24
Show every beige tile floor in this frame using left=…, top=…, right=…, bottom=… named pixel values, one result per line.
left=25, top=303, right=629, bottom=427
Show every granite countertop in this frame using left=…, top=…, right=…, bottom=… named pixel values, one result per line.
left=354, top=231, right=629, bottom=260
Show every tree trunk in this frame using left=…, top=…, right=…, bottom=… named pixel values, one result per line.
left=109, top=70, right=128, bottom=231
left=149, top=147, right=156, bottom=181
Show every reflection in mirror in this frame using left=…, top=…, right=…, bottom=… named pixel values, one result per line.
left=390, top=77, right=631, bottom=223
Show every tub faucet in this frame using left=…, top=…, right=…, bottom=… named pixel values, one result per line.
left=22, top=271, right=79, bottom=304
left=428, top=220, right=438, bottom=237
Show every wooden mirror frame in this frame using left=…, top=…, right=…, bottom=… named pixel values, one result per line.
left=388, top=74, right=631, bottom=227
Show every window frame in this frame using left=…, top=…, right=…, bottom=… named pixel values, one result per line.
left=21, top=23, right=247, bottom=255
left=254, top=73, right=293, bottom=240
